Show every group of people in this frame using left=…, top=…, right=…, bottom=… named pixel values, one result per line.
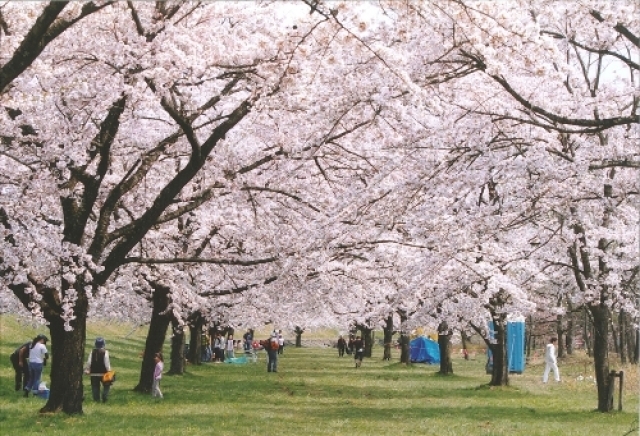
left=9, top=331, right=561, bottom=405
left=336, top=335, right=365, bottom=368
left=198, top=329, right=285, bottom=371
left=10, top=334, right=48, bottom=397
left=203, top=332, right=237, bottom=362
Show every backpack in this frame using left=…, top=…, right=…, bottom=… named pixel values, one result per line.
left=270, top=338, right=279, bottom=351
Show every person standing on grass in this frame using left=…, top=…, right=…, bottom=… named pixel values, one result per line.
left=226, top=334, right=235, bottom=359
left=10, top=340, right=31, bottom=393
left=337, top=335, right=347, bottom=357
left=84, top=337, right=112, bottom=403
left=264, top=333, right=279, bottom=372
left=353, top=335, right=364, bottom=368
left=543, top=337, right=560, bottom=383
left=152, top=352, right=164, bottom=398
left=25, top=334, right=48, bottom=397
left=213, top=333, right=223, bottom=362
left=277, top=330, right=284, bottom=355
left=347, top=335, right=355, bottom=355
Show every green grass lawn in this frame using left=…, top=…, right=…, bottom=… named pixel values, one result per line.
left=1, top=316, right=638, bottom=436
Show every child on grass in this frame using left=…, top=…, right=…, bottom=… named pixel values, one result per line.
left=152, top=352, right=164, bottom=399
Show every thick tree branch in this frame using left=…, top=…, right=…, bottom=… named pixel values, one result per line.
left=0, top=2, right=113, bottom=93
left=122, top=255, right=278, bottom=266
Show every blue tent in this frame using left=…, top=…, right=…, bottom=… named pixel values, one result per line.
left=409, top=336, right=440, bottom=364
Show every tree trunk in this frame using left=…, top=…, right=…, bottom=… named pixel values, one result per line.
left=461, top=330, right=470, bottom=360
left=438, top=322, right=453, bottom=375
left=187, top=315, right=203, bottom=365
left=590, top=304, right=611, bottom=412
left=399, top=332, right=410, bottom=364
left=134, top=286, right=171, bottom=393
left=361, top=326, right=373, bottom=358
left=398, top=311, right=410, bottom=364
left=556, top=314, right=564, bottom=358
left=610, top=314, right=620, bottom=356
left=525, top=316, right=533, bottom=361
left=634, top=329, right=640, bottom=365
left=584, top=307, right=592, bottom=357
left=383, top=315, right=393, bottom=361
left=294, top=326, right=304, bottom=347
left=619, top=310, right=626, bottom=364
left=627, top=317, right=637, bottom=365
left=41, top=297, right=87, bottom=414
left=489, top=316, right=509, bottom=386
left=565, top=304, right=574, bottom=355
left=168, top=322, right=185, bottom=375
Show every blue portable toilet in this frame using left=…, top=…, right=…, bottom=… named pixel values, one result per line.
left=409, top=336, right=440, bottom=364
left=507, top=317, right=525, bottom=373
left=487, top=316, right=526, bottom=373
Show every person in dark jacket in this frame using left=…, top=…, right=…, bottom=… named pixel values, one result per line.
left=353, top=336, right=364, bottom=368
left=337, top=336, right=347, bottom=357
left=84, top=337, right=112, bottom=403
left=10, top=341, right=31, bottom=393
left=262, top=334, right=279, bottom=372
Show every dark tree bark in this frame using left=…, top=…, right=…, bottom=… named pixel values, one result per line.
left=294, top=326, right=304, bottom=347
left=0, top=2, right=113, bottom=94
left=584, top=307, right=593, bottom=357
left=526, top=316, right=533, bottom=361
left=383, top=315, right=393, bottom=361
left=398, top=310, right=410, bottom=364
left=565, top=303, right=574, bottom=355
left=610, top=314, right=620, bottom=356
left=437, top=322, right=453, bottom=375
left=134, top=285, right=171, bottom=393
left=41, top=285, right=88, bottom=414
left=590, top=304, right=611, bottom=411
left=187, top=313, right=203, bottom=365
left=556, top=313, right=565, bottom=358
left=619, top=309, right=626, bottom=364
left=168, top=321, right=185, bottom=375
left=399, top=332, right=410, bottom=364
left=488, top=315, right=509, bottom=386
left=360, top=326, right=373, bottom=358
left=460, top=330, right=470, bottom=360
left=472, top=296, right=509, bottom=386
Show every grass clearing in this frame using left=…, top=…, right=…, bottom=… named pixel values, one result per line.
left=1, top=316, right=638, bottom=436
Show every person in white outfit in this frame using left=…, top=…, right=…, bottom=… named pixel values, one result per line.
left=543, top=337, right=560, bottom=383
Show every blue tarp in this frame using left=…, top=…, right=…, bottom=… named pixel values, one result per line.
left=409, top=336, right=440, bottom=364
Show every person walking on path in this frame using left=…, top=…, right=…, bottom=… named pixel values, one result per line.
left=10, top=340, right=31, bottom=392
left=25, top=334, right=48, bottom=397
left=152, top=352, right=164, bottom=398
left=84, top=337, right=112, bottom=402
left=543, top=337, right=560, bottom=383
left=353, top=335, right=364, bottom=368
left=337, top=335, right=347, bottom=357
